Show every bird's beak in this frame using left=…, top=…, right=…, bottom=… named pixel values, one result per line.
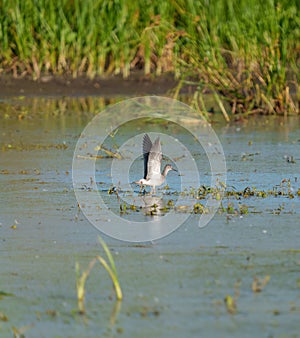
left=172, top=167, right=178, bottom=172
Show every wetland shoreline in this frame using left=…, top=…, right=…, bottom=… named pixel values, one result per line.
left=0, top=73, right=181, bottom=98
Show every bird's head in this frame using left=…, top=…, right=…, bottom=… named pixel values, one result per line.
left=163, top=164, right=178, bottom=176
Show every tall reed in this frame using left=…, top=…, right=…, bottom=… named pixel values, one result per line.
left=76, top=236, right=122, bottom=315
left=175, top=0, right=299, bottom=115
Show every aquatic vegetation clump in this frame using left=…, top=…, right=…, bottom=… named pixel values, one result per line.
left=108, top=178, right=299, bottom=217
left=193, top=202, right=205, bottom=214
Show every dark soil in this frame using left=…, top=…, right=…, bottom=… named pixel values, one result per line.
left=0, top=72, right=183, bottom=98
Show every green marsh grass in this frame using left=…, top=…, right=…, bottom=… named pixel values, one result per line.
left=177, top=0, right=300, bottom=116
left=0, top=0, right=299, bottom=116
left=76, top=236, right=122, bottom=314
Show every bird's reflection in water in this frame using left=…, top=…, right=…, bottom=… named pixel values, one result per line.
left=141, top=195, right=167, bottom=216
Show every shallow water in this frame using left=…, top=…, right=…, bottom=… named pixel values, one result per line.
left=1, top=97, right=300, bottom=338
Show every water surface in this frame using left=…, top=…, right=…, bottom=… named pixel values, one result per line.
left=1, top=97, right=300, bottom=337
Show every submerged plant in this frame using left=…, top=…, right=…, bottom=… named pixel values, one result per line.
left=224, top=280, right=240, bottom=315
left=76, top=236, right=122, bottom=314
left=252, top=275, right=271, bottom=293
left=224, top=294, right=237, bottom=315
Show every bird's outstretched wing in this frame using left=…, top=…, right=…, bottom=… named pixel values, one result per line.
left=147, top=137, right=162, bottom=178
left=143, top=134, right=152, bottom=179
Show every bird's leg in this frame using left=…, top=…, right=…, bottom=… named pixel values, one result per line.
left=139, top=184, right=145, bottom=195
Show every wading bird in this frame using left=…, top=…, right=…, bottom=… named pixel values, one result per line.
left=135, top=134, right=177, bottom=193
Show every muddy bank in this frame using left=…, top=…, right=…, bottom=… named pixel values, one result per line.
left=0, top=73, right=185, bottom=98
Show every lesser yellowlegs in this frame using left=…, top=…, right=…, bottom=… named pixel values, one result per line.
left=135, top=134, right=177, bottom=193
